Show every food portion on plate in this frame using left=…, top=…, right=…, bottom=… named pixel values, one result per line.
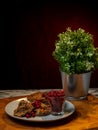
left=14, top=91, right=52, bottom=118
left=14, top=90, right=65, bottom=118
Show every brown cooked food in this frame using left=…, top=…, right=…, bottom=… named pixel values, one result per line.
left=27, top=91, right=46, bottom=102
left=14, top=100, right=33, bottom=117
left=14, top=91, right=51, bottom=117
left=35, top=99, right=51, bottom=116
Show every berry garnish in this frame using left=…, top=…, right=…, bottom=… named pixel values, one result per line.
left=25, top=113, right=32, bottom=118
left=32, top=100, right=41, bottom=108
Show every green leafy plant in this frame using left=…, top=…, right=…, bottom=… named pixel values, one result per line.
left=52, top=27, right=98, bottom=75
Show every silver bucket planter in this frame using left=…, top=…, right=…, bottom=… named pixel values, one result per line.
left=61, top=71, right=92, bottom=100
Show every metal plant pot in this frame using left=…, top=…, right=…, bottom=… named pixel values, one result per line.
left=61, top=71, right=92, bottom=100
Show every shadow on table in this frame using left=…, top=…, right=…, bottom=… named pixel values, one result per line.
left=84, top=128, right=98, bottom=130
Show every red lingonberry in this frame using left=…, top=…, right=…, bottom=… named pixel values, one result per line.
left=25, top=113, right=31, bottom=118
left=31, top=111, right=35, bottom=117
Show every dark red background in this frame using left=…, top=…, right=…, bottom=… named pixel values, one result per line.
left=2, top=1, right=98, bottom=89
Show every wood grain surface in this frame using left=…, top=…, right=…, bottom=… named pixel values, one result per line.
left=0, top=94, right=98, bottom=130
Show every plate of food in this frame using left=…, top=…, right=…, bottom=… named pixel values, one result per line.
left=5, top=90, right=75, bottom=122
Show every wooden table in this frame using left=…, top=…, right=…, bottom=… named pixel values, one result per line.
left=0, top=94, right=98, bottom=130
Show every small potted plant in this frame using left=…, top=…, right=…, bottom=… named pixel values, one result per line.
left=52, top=27, right=98, bottom=100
